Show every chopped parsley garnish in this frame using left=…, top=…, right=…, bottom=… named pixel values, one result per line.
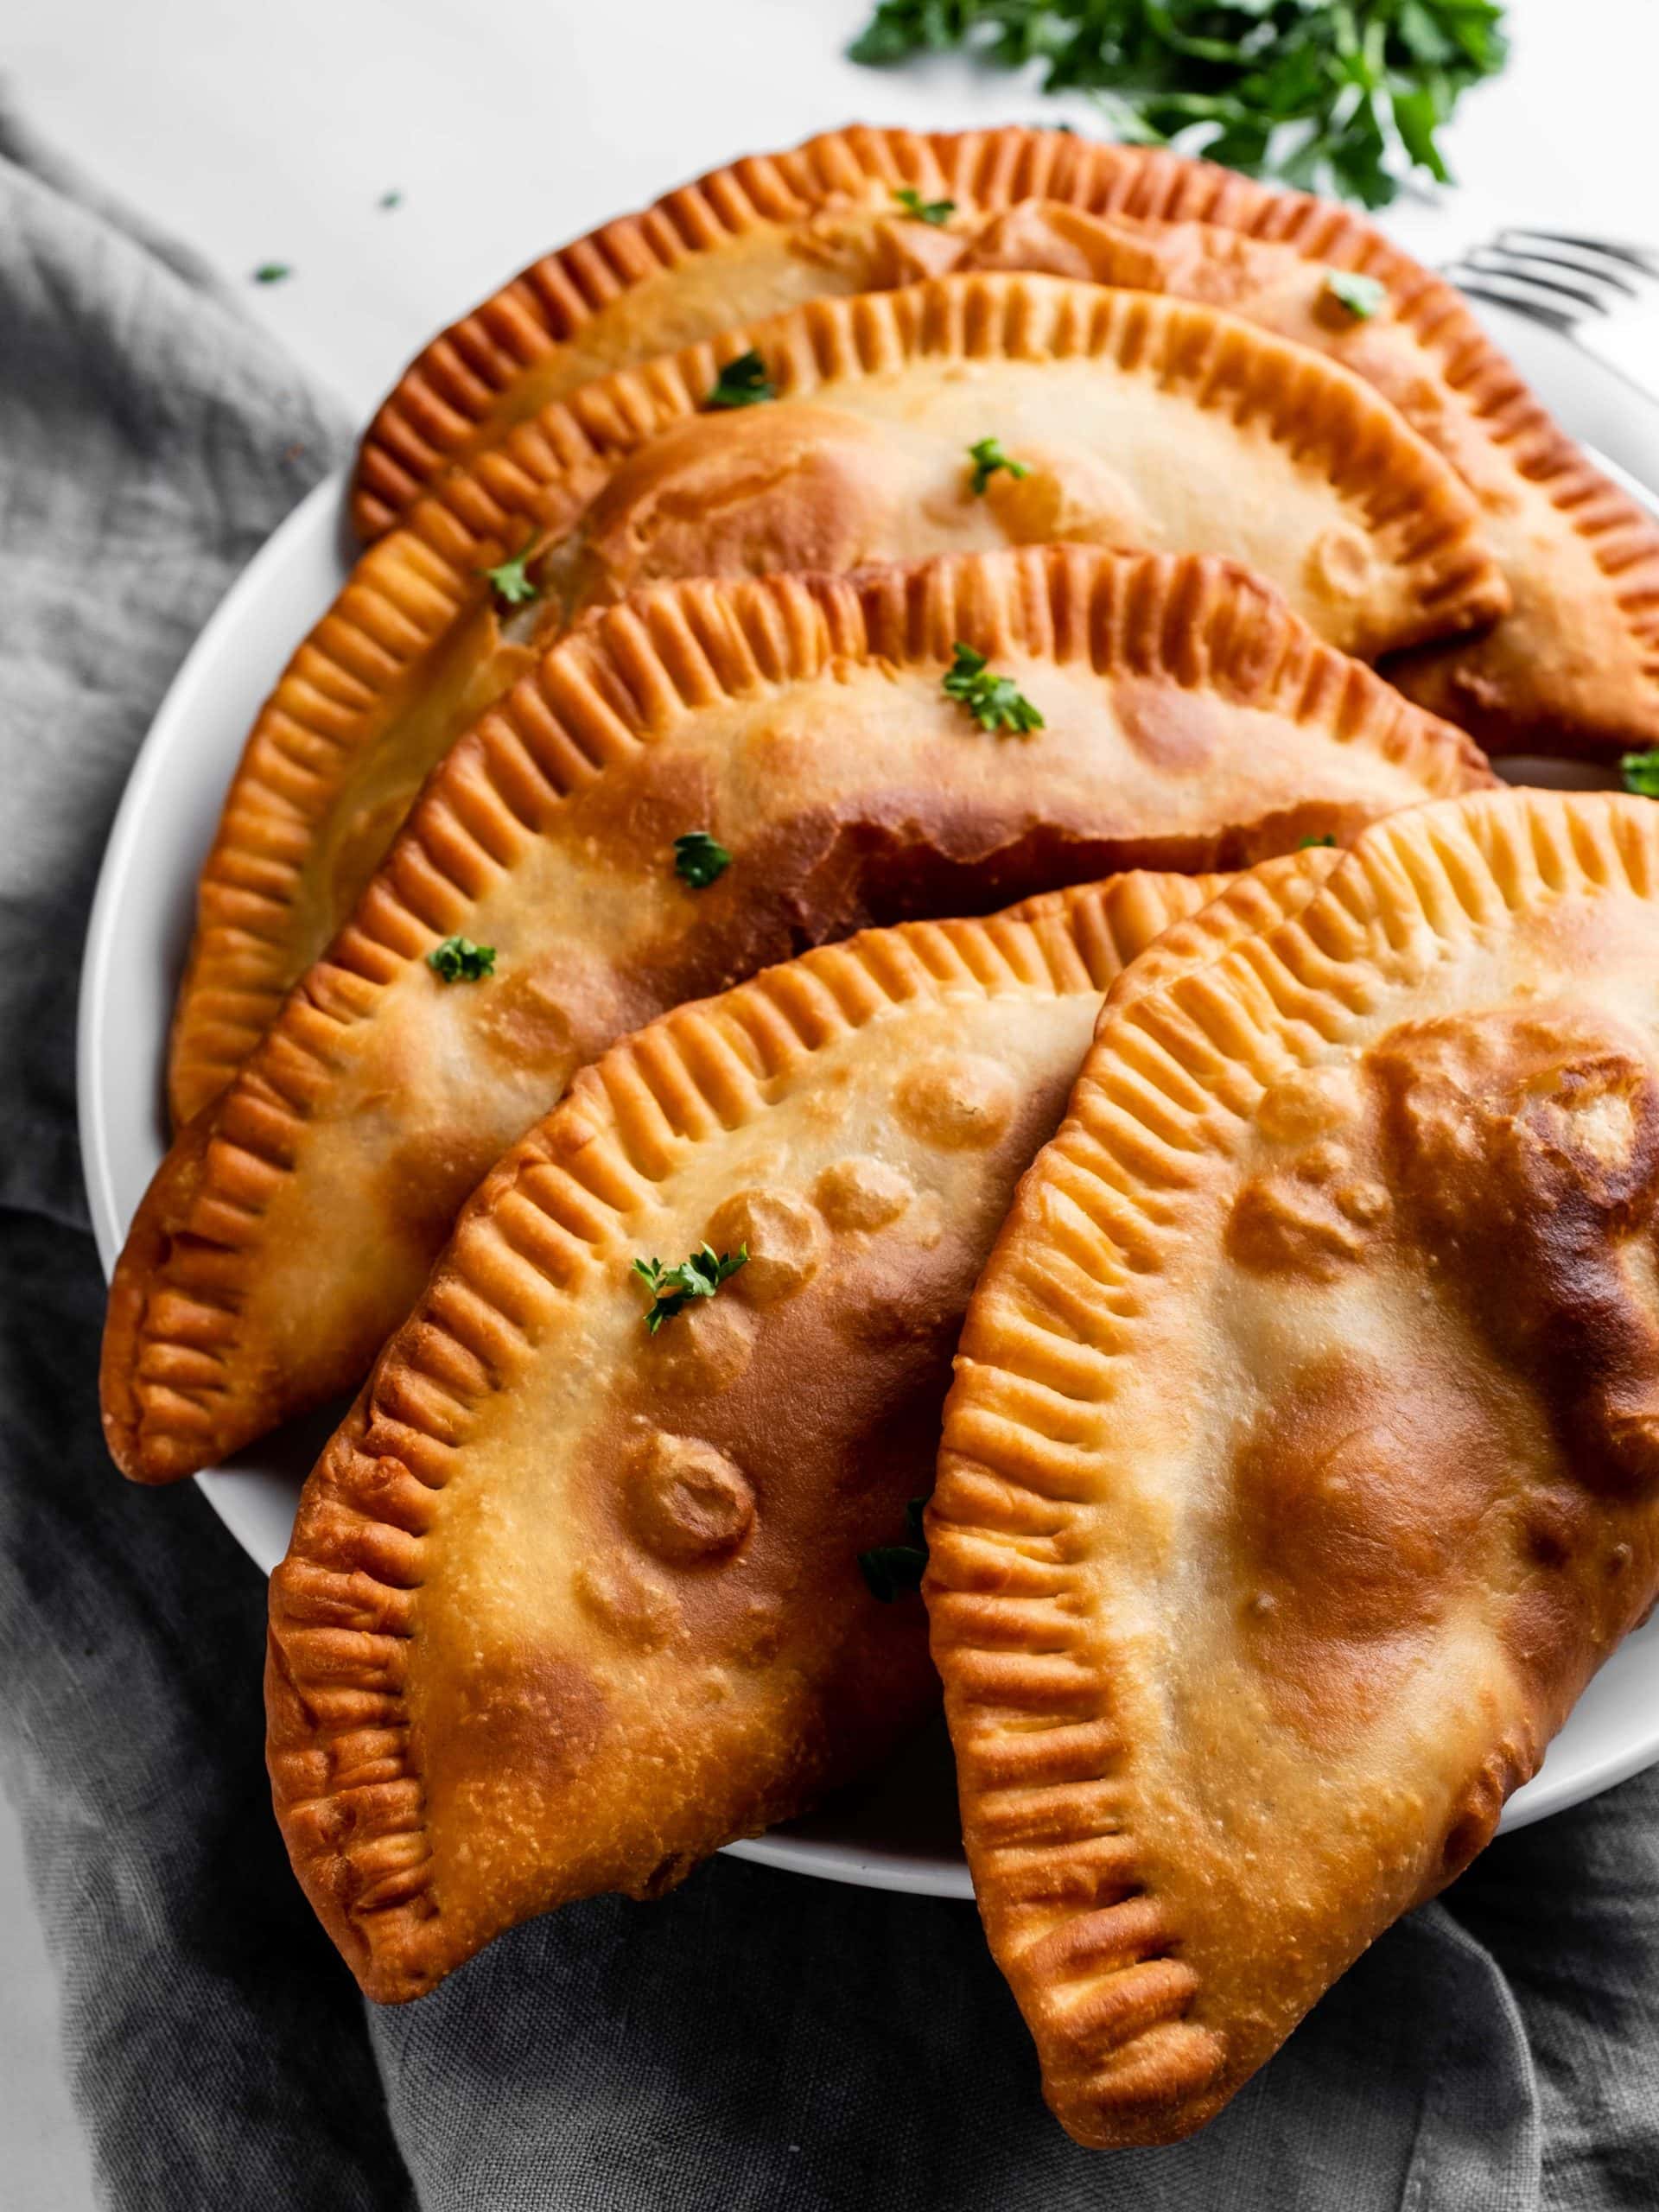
left=378, top=188, right=404, bottom=210
left=859, top=1498, right=930, bottom=1601
left=633, top=1243, right=748, bottom=1333
left=427, top=936, right=496, bottom=982
left=673, top=830, right=733, bottom=889
left=943, top=642, right=1045, bottom=735
left=1324, top=270, right=1389, bottom=321
left=892, top=187, right=957, bottom=226
left=706, top=350, right=776, bottom=410
left=1622, top=751, right=1659, bottom=798
left=1297, top=834, right=1338, bottom=849
left=480, top=537, right=541, bottom=608
left=967, top=437, right=1030, bottom=496
left=252, top=263, right=292, bottom=285
left=849, top=1, right=1509, bottom=211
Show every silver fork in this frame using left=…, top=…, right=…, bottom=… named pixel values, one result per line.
left=1442, top=228, right=1659, bottom=398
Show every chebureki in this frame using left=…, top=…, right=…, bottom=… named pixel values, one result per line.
left=105, top=547, right=1491, bottom=1484
left=354, top=124, right=1659, bottom=761
left=103, top=114, right=1659, bottom=2152
left=168, top=270, right=1503, bottom=1126
left=929, top=787, right=1659, bottom=2149
left=265, top=870, right=1225, bottom=2000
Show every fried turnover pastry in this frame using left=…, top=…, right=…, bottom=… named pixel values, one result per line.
left=353, top=124, right=1659, bottom=759
left=168, top=270, right=1503, bottom=1127
left=105, top=548, right=1492, bottom=1484
left=929, top=786, right=1659, bottom=2148
left=265, top=871, right=1224, bottom=2000
left=946, top=204, right=1659, bottom=761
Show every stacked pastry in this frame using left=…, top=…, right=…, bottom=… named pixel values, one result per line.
left=99, top=128, right=1659, bottom=2146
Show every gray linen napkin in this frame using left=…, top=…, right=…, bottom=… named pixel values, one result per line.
left=3, top=105, right=1658, bottom=2212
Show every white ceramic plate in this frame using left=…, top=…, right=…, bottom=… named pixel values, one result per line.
left=79, top=301, right=1659, bottom=1902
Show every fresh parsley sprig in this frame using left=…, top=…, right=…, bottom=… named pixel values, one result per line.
left=480, top=537, right=541, bottom=608
left=428, top=936, right=496, bottom=982
left=967, top=436, right=1029, bottom=496
left=1622, top=751, right=1659, bottom=798
left=943, top=642, right=1045, bottom=735
left=633, top=1243, right=749, bottom=1333
left=893, top=187, right=957, bottom=225
left=849, top=1, right=1510, bottom=211
left=859, top=1498, right=930, bottom=1601
left=673, top=830, right=732, bottom=888
left=707, top=350, right=777, bottom=409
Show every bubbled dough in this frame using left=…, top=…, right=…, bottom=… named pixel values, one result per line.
left=408, top=985, right=1103, bottom=1919
left=550, top=346, right=1427, bottom=657
left=1063, top=893, right=1659, bottom=2064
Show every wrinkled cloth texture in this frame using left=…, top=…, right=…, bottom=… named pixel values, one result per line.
left=3, top=109, right=1659, bottom=2212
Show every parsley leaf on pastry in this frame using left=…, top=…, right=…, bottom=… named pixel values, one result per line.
left=1324, top=270, right=1389, bottom=320
left=479, top=540, right=540, bottom=608
left=859, top=1499, right=931, bottom=1600
left=427, top=936, right=496, bottom=982
left=893, top=187, right=957, bottom=226
left=943, top=642, right=1045, bottom=734
left=967, top=437, right=1029, bottom=496
left=632, top=1243, right=749, bottom=1332
left=706, top=350, right=776, bottom=409
left=673, top=831, right=733, bottom=888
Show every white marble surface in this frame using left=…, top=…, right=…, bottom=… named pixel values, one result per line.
left=7, top=1, right=1659, bottom=2203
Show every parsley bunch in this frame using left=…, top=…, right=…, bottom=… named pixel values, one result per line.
left=633, top=1243, right=749, bottom=1333
left=850, top=1, right=1509, bottom=209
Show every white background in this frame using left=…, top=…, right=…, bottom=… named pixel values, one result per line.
left=7, top=0, right=1659, bottom=2202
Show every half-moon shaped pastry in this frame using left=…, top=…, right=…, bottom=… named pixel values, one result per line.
left=265, top=871, right=1225, bottom=2000
left=947, top=203, right=1659, bottom=762
left=105, top=548, right=1492, bottom=1484
left=352, top=124, right=1659, bottom=761
left=168, top=270, right=1503, bottom=1127
left=928, top=785, right=1659, bottom=2148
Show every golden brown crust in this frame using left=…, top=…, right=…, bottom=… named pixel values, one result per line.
left=351, top=124, right=1659, bottom=760
left=108, top=546, right=1491, bottom=1485
left=264, top=870, right=1223, bottom=2000
left=928, top=788, right=1659, bottom=2145
left=171, top=267, right=1502, bottom=1128
left=1103, top=842, right=1343, bottom=1011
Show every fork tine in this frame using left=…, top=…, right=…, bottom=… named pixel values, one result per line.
left=1497, top=227, right=1659, bottom=279
left=1490, top=234, right=1643, bottom=298
left=1460, top=246, right=1617, bottom=316
left=1441, top=263, right=1579, bottom=334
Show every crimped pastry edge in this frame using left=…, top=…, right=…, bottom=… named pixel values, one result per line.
left=264, top=868, right=1224, bottom=1999
left=925, top=786, right=1659, bottom=2146
left=169, top=267, right=1503, bottom=1125
left=105, top=545, right=1492, bottom=1484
